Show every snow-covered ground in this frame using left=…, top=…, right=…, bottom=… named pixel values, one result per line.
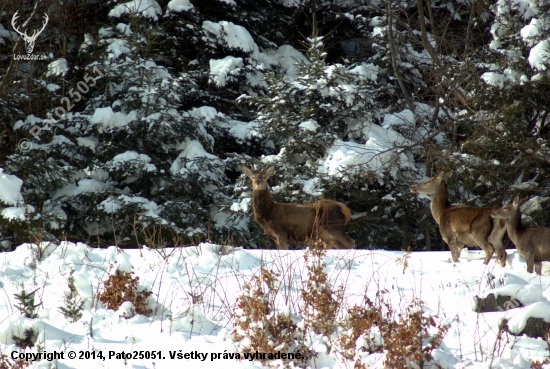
left=0, top=242, right=549, bottom=369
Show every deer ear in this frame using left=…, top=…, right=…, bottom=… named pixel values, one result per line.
left=242, top=164, right=254, bottom=177
left=519, top=197, right=529, bottom=206
left=264, top=164, right=275, bottom=177
left=437, top=171, right=452, bottom=180
left=512, top=194, right=522, bottom=206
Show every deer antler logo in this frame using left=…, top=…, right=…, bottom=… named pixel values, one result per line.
left=11, top=11, right=49, bottom=54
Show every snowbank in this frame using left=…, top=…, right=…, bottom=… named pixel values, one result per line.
left=0, top=169, right=24, bottom=206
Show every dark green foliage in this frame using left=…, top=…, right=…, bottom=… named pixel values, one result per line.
left=14, top=289, right=42, bottom=319
left=435, top=1, right=550, bottom=228
left=58, top=270, right=85, bottom=322
left=12, top=328, right=38, bottom=349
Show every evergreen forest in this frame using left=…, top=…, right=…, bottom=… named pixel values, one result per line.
left=1, top=0, right=549, bottom=251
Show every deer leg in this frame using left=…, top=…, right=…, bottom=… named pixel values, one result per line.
left=471, top=233, right=495, bottom=265
left=525, top=254, right=535, bottom=273
left=318, top=229, right=336, bottom=249
left=332, top=230, right=355, bottom=249
left=276, top=233, right=289, bottom=250
left=441, top=234, right=459, bottom=262
left=448, top=239, right=464, bottom=263
left=482, top=243, right=495, bottom=265
left=330, top=238, right=353, bottom=250
left=495, top=248, right=507, bottom=267
left=450, top=246, right=460, bottom=263
left=340, top=235, right=355, bottom=249
left=490, top=237, right=507, bottom=267
left=490, top=234, right=506, bottom=266
left=489, top=221, right=507, bottom=267
left=534, top=262, right=542, bottom=275
left=457, top=245, right=465, bottom=261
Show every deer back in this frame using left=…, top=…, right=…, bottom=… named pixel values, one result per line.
left=261, top=199, right=350, bottom=241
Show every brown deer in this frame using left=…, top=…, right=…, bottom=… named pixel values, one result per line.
left=410, top=171, right=507, bottom=265
left=491, top=194, right=550, bottom=275
left=242, top=164, right=355, bottom=250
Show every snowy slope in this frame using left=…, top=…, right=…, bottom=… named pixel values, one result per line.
left=0, top=243, right=549, bottom=368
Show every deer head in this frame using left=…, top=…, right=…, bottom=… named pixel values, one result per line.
left=12, top=11, right=49, bottom=54
left=242, top=164, right=274, bottom=191
left=491, top=194, right=528, bottom=220
left=410, top=171, right=452, bottom=195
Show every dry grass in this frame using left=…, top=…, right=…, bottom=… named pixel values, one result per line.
left=530, top=332, right=550, bottom=369
left=0, top=353, right=30, bottom=369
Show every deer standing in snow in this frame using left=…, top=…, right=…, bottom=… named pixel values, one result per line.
left=410, top=171, right=507, bottom=265
left=491, top=194, right=550, bottom=275
left=242, top=164, right=355, bottom=250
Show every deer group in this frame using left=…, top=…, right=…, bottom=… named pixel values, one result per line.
left=410, top=171, right=550, bottom=274
left=242, top=163, right=548, bottom=274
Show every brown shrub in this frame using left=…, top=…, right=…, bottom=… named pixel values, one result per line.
left=231, top=267, right=314, bottom=367
left=339, top=302, right=385, bottom=359
left=340, top=293, right=449, bottom=369
left=0, top=353, right=30, bottom=369
left=302, top=240, right=343, bottom=336
left=98, top=270, right=153, bottom=316
left=530, top=331, right=550, bottom=369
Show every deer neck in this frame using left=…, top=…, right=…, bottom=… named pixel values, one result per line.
left=252, top=189, right=274, bottom=220
left=430, top=180, right=450, bottom=225
left=505, top=209, right=524, bottom=246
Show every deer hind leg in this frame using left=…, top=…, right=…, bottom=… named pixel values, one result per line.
left=333, top=230, right=355, bottom=249
left=534, top=262, right=542, bottom=275
left=320, top=229, right=355, bottom=249
left=479, top=242, right=495, bottom=265
left=490, top=236, right=507, bottom=266
left=471, top=235, right=495, bottom=265
left=490, top=219, right=507, bottom=267
left=318, top=229, right=337, bottom=249
left=495, top=248, right=507, bottom=267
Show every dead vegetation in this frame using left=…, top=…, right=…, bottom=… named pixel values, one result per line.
left=0, top=353, right=30, bottom=369
left=530, top=332, right=550, bottom=368
left=230, top=267, right=313, bottom=367
left=98, top=269, right=153, bottom=316
left=302, top=240, right=344, bottom=336
left=231, top=240, right=450, bottom=368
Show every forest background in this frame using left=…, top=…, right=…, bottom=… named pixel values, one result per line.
left=0, top=0, right=549, bottom=251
